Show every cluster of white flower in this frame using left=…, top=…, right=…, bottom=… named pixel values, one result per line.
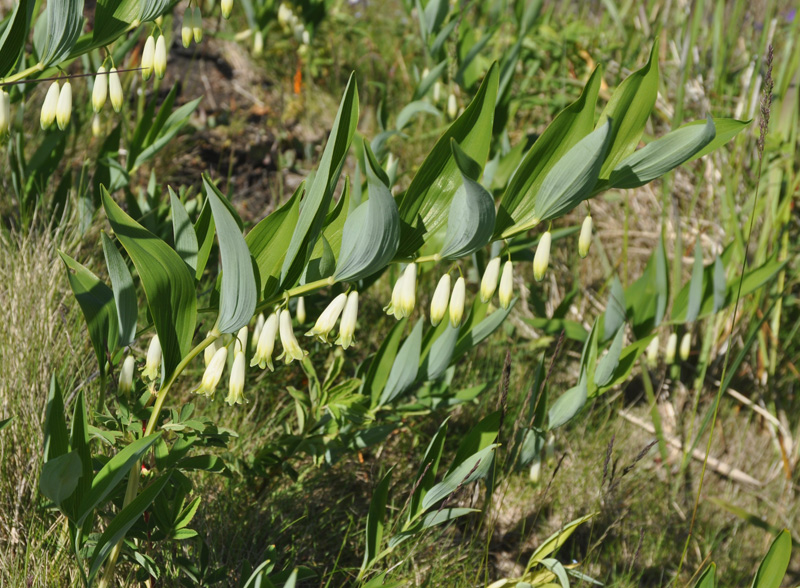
left=277, top=2, right=311, bottom=45
left=646, top=331, right=692, bottom=367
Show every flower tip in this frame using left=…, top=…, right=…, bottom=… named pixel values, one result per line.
left=533, top=231, right=552, bottom=282
left=578, top=215, right=593, bottom=258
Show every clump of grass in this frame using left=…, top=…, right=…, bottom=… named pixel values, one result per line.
left=0, top=217, right=90, bottom=585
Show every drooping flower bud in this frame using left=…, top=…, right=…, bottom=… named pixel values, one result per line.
left=92, top=66, right=107, bottom=112
left=430, top=274, right=451, bottom=327
left=449, top=276, right=466, bottom=328
left=91, top=114, right=101, bottom=137
left=277, top=309, right=307, bottom=365
left=236, top=325, right=248, bottom=355
left=578, top=215, right=593, bottom=258
left=251, top=313, right=265, bottom=351
left=665, top=332, right=678, bottom=365
left=399, top=263, right=417, bottom=317
left=119, top=355, right=135, bottom=396
left=194, top=346, right=227, bottom=397
left=646, top=335, right=659, bottom=368
left=192, top=7, right=203, bottom=43
left=226, top=350, right=246, bottom=405
left=679, top=332, right=691, bottom=361
left=41, top=81, right=59, bottom=130
left=336, top=291, right=359, bottom=349
left=306, top=293, right=347, bottom=344
left=251, top=312, right=278, bottom=370
left=421, top=67, right=429, bottom=80
left=253, top=30, right=264, bottom=56
left=433, top=81, right=441, bottom=103
left=278, top=3, right=293, bottom=27
left=0, top=91, right=10, bottom=136
left=181, top=9, right=193, bottom=48
left=221, top=0, right=234, bottom=19
left=480, top=257, right=501, bottom=303
left=154, top=34, right=167, bottom=79
left=533, top=230, right=551, bottom=282
left=296, top=296, right=306, bottom=324
left=498, top=260, right=514, bottom=309
left=56, top=81, right=72, bottom=130
left=204, top=335, right=218, bottom=367
left=141, top=35, right=155, bottom=80
left=447, top=93, right=457, bottom=119
left=142, top=335, right=162, bottom=380
left=301, top=29, right=310, bottom=45
left=109, top=68, right=123, bottom=112
left=384, top=270, right=405, bottom=319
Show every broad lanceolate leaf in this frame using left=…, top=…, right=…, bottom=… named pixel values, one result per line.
left=497, top=66, right=602, bottom=238
left=548, top=374, right=588, bottom=430
left=527, top=513, right=595, bottom=568
left=530, top=119, right=612, bottom=226
left=696, top=564, right=717, bottom=588
left=103, top=189, right=196, bottom=377
left=396, top=100, right=441, bottom=130
left=0, top=0, right=34, bottom=78
left=88, top=474, right=172, bottom=582
left=281, top=74, right=359, bottom=287
left=438, top=140, right=496, bottom=260
left=626, top=234, right=668, bottom=337
left=398, top=63, right=499, bottom=256
left=101, top=233, right=137, bottom=348
left=76, top=433, right=162, bottom=526
left=407, top=418, right=449, bottom=524
left=246, top=184, right=302, bottom=300
left=39, top=451, right=83, bottom=507
left=40, top=0, right=84, bottom=66
left=379, top=319, right=423, bottom=406
left=360, top=468, right=393, bottom=573
left=600, top=116, right=716, bottom=191
left=594, top=327, right=625, bottom=387
left=203, top=177, right=257, bottom=333
left=751, top=529, right=791, bottom=588
left=422, top=322, right=460, bottom=381
left=43, top=375, right=69, bottom=463
left=334, top=149, right=400, bottom=282
left=421, top=444, right=498, bottom=511
left=365, top=318, right=407, bottom=408
left=687, top=118, right=750, bottom=162
left=603, top=276, right=626, bottom=342
left=686, top=241, right=704, bottom=323
left=169, top=187, right=199, bottom=274
left=59, top=251, right=118, bottom=374
left=597, top=42, right=659, bottom=178
left=453, top=300, right=516, bottom=361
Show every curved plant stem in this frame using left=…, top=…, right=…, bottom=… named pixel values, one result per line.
left=97, top=332, right=219, bottom=588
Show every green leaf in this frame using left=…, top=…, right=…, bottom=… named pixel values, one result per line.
left=281, top=74, right=359, bottom=287
left=193, top=198, right=216, bottom=281
left=203, top=176, right=257, bottom=334
left=751, top=530, right=791, bottom=588
left=452, top=300, right=516, bottom=361
left=389, top=508, right=477, bottom=549
left=138, top=0, right=172, bottom=22
left=246, top=184, right=302, bottom=300
left=169, top=187, right=199, bottom=274
left=497, top=66, right=601, bottom=238
left=412, top=60, right=447, bottom=101
left=59, top=251, right=118, bottom=374
left=603, top=276, right=626, bottom=342
left=625, top=236, right=667, bottom=337
left=422, top=322, right=460, bottom=381
left=695, top=564, right=716, bottom=588
left=379, top=319, right=423, bottom=406
left=548, top=374, right=588, bottom=430
left=687, top=118, right=750, bottom=162
left=103, top=189, right=197, bottom=377
left=0, top=0, right=34, bottom=78
left=398, top=63, right=499, bottom=256
left=88, top=474, right=172, bottom=582
left=396, top=100, right=441, bottom=130
left=40, top=0, right=84, bottom=67
left=334, top=147, right=400, bottom=282
left=713, top=256, right=726, bottom=313
left=92, top=0, right=139, bottom=52
left=76, top=433, right=162, bottom=526
left=594, top=327, right=625, bottom=387
left=69, top=390, right=93, bottom=519
left=361, top=468, right=393, bottom=573
left=0, top=417, right=11, bottom=432
left=438, top=140, right=496, bottom=260
left=300, top=234, right=335, bottom=284
left=101, top=233, right=137, bottom=348
left=43, top=375, right=69, bottom=462
left=601, top=116, right=716, bottom=191
left=530, top=119, right=612, bottom=225
left=447, top=411, right=501, bottom=475
left=39, top=451, right=83, bottom=507
left=527, top=513, right=595, bottom=568
left=686, top=241, right=704, bottom=323
left=421, top=444, right=498, bottom=511
left=407, top=418, right=449, bottom=523
left=597, top=42, right=659, bottom=179
left=365, top=318, right=407, bottom=408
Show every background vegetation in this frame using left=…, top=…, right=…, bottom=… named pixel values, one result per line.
left=1, top=0, right=799, bottom=586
